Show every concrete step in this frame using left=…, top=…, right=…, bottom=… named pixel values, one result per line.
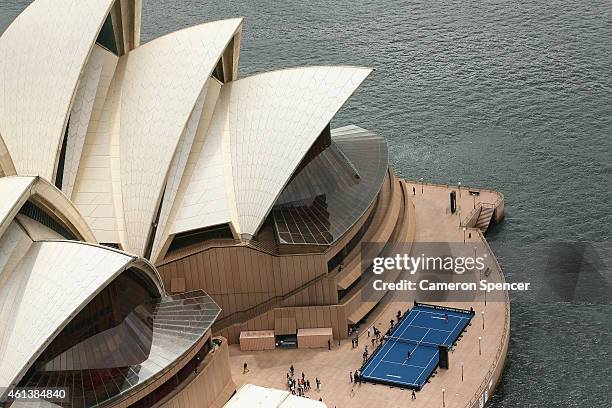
left=476, top=207, right=495, bottom=232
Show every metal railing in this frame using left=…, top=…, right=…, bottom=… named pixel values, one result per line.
left=404, top=180, right=505, bottom=206
left=464, top=229, right=510, bottom=408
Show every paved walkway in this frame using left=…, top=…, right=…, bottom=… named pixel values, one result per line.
left=228, top=182, right=508, bottom=408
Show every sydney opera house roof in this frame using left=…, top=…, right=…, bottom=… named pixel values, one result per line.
left=0, top=177, right=220, bottom=406
left=0, top=0, right=385, bottom=405
left=0, top=0, right=379, bottom=261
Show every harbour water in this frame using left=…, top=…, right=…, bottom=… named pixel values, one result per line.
left=2, top=1, right=611, bottom=406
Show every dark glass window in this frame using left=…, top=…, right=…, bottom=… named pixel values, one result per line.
left=16, top=291, right=219, bottom=407
left=144, top=188, right=165, bottom=260
left=100, top=242, right=120, bottom=249
left=168, top=223, right=234, bottom=253
left=96, top=13, right=118, bottom=55
left=35, top=268, right=159, bottom=367
left=272, top=126, right=388, bottom=246
left=18, top=201, right=76, bottom=240
left=55, top=117, right=69, bottom=190
left=212, top=58, right=224, bottom=83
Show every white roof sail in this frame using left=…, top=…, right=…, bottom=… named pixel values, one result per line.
left=118, top=19, right=242, bottom=256
left=69, top=47, right=122, bottom=245
left=0, top=0, right=115, bottom=180
left=0, top=241, right=136, bottom=394
left=229, top=67, right=372, bottom=237
left=62, top=45, right=109, bottom=198
left=150, top=83, right=211, bottom=261
left=167, top=81, right=235, bottom=240
left=0, top=177, right=35, bottom=236
left=225, top=384, right=326, bottom=408
left=169, top=66, right=371, bottom=242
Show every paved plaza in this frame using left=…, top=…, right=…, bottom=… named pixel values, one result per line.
left=229, top=182, right=509, bottom=407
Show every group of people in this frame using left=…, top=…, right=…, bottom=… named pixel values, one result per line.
left=286, top=365, right=321, bottom=398
left=349, top=369, right=363, bottom=384
left=367, top=324, right=382, bottom=339
left=351, top=312, right=406, bottom=362
left=362, top=345, right=369, bottom=362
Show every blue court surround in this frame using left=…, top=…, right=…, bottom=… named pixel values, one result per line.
left=360, top=303, right=474, bottom=390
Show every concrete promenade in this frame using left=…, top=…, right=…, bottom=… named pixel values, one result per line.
left=228, top=181, right=509, bottom=408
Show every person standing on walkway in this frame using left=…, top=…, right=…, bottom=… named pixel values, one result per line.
left=349, top=371, right=353, bottom=383
left=328, top=339, right=331, bottom=350
left=412, top=390, right=416, bottom=400
left=316, top=377, right=321, bottom=391
left=243, top=362, right=249, bottom=374
left=367, top=326, right=371, bottom=337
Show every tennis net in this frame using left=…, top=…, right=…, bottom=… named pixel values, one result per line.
left=385, top=336, right=440, bottom=349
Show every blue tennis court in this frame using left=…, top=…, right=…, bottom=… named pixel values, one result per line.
left=360, top=303, right=474, bottom=390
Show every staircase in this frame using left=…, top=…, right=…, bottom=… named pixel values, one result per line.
left=476, top=206, right=495, bottom=232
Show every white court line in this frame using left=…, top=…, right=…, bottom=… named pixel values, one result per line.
left=414, top=310, right=471, bottom=345
left=412, top=328, right=431, bottom=356
left=431, top=316, right=446, bottom=320
left=397, top=310, right=423, bottom=339
left=413, top=310, right=464, bottom=383
left=386, top=374, right=402, bottom=378
left=364, top=310, right=421, bottom=376
left=418, top=309, right=465, bottom=321
left=365, top=373, right=418, bottom=387
left=415, top=350, right=439, bottom=383
left=364, top=308, right=471, bottom=386
left=442, top=316, right=467, bottom=345
left=399, top=326, right=432, bottom=382
left=419, top=310, right=447, bottom=317
left=414, top=325, right=444, bottom=383
left=381, top=360, right=428, bottom=369
left=409, top=324, right=452, bottom=333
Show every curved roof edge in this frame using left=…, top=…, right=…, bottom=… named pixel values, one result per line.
left=228, top=65, right=372, bottom=237
left=8, top=291, right=218, bottom=408
left=0, top=176, right=97, bottom=244
left=167, top=66, right=372, bottom=245
left=37, top=239, right=165, bottom=295
left=237, top=64, right=374, bottom=81
left=0, top=240, right=152, bottom=397
left=0, top=177, right=34, bottom=238
left=118, top=18, right=243, bottom=256
left=0, top=0, right=116, bottom=180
